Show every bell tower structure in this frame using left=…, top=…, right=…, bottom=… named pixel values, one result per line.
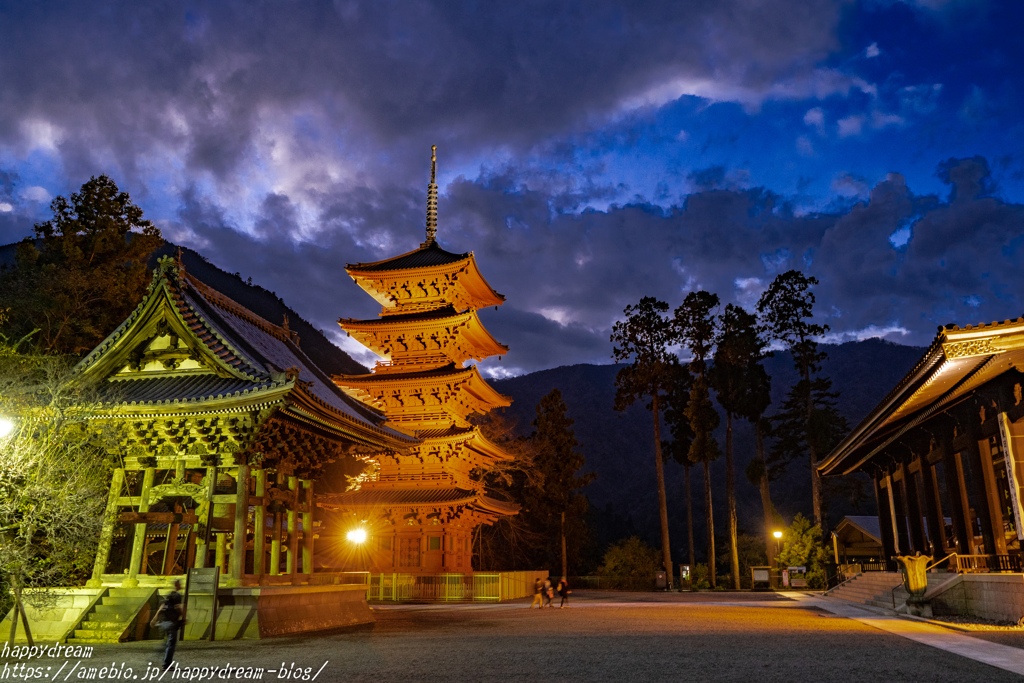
left=324, top=147, right=518, bottom=573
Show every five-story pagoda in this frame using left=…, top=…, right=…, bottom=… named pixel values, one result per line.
left=322, top=147, right=518, bottom=573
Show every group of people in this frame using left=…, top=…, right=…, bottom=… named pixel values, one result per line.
left=530, top=577, right=570, bottom=609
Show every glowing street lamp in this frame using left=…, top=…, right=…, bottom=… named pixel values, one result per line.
left=0, top=417, right=14, bottom=439
left=772, top=530, right=783, bottom=561
left=346, top=528, right=367, bottom=544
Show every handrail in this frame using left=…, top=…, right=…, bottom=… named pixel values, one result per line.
left=891, top=578, right=904, bottom=609
left=824, top=571, right=859, bottom=596
left=926, top=552, right=956, bottom=572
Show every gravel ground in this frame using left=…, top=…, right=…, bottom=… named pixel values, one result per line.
left=3, top=592, right=1020, bottom=683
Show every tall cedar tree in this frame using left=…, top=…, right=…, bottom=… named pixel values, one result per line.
left=611, top=297, right=678, bottom=588
left=529, top=389, right=596, bottom=578
left=674, top=291, right=721, bottom=588
left=661, top=357, right=696, bottom=581
left=708, top=304, right=772, bottom=588
left=0, top=175, right=162, bottom=355
left=757, top=271, right=845, bottom=530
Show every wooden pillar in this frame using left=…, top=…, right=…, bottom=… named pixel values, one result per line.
left=964, top=434, right=997, bottom=555
left=125, top=467, right=155, bottom=587
left=270, top=511, right=282, bottom=576
left=229, top=464, right=250, bottom=583
left=215, top=532, right=227, bottom=571
left=287, top=476, right=298, bottom=579
left=301, top=480, right=313, bottom=576
left=162, top=509, right=181, bottom=576
left=88, top=467, right=124, bottom=587
left=978, top=436, right=1008, bottom=555
left=901, top=462, right=926, bottom=553
left=875, top=475, right=897, bottom=562
left=942, top=443, right=973, bottom=554
left=884, top=472, right=902, bottom=554
left=919, top=456, right=947, bottom=554
left=254, top=469, right=266, bottom=577
left=195, top=466, right=218, bottom=569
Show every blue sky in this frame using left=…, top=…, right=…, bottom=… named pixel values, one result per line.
left=1, top=0, right=1022, bottom=375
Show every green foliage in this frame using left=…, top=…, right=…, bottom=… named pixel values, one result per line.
left=0, top=175, right=162, bottom=355
left=610, top=297, right=676, bottom=411
left=756, top=270, right=829, bottom=377
left=661, top=357, right=694, bottom=465
left=599, top=536, right=659, bottom=578
left=709, top=304, right=771, bottom=423
left=691, top=562, right=710, bottom=590
left=673, top=290, right=719, bottom=374
left=776, top=514, right=829, bottom=587
left=716, top=533, right=769, bottom=588
left=0, top=335, right=120, bottom=610
left=685, top=375, right=720, bottom=465
left=527, top=389, right=597, bottom=575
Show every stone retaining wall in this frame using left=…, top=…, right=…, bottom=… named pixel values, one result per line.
left=930, top=574, right=1024, bottom=623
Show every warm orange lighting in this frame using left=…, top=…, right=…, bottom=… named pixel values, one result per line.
left=773, top=531, right=783, bottom=539
left=346, top=528, right=367, bottom=544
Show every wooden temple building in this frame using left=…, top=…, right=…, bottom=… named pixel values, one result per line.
left=321, top=146, right=520, bottom=573
left=8, top=254, right=422, bottom=641
left=820, top=319, right=1024, bottom=573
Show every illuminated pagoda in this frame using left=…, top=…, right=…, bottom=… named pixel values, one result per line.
left=323, top=146, right=519, bottom=573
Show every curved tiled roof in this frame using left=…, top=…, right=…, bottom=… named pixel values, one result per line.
left=346, top=242, right=469, bottom=272
left=317, top=486, right=478, bottom=509
left=109, top=375, right=279, bottom=405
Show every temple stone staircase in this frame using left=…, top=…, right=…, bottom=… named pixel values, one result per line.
left=825, top=572, right=907, bottom=610
left=66, top=588, right=158, bottom=644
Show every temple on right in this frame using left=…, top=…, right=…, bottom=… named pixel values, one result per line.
left=322, top=146, right=519, bottom=573
left=820, top=319, right=1024, bottom=572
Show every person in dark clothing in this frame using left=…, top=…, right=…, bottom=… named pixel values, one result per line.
left=558, top=578, right=570, bottom=608
left=530, top=578, right=544, bottom=608
left=159, top=579, right=184, bottom=671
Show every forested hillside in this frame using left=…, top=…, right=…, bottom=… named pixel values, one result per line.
left=491, top=339, right=926, bottom=563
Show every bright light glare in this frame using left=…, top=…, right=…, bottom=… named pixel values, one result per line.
left=346, top=528, right=367, bottom=544
left=773, top=531, right=783, bottom=539
left=0, top=418, right=13, bottom=439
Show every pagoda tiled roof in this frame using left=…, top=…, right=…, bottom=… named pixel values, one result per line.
left=340, top=305, right=461, bottom=326
left=335, top=363, right=472, bottom=383
left=318, top=486, right=478, bottom=508
left=346, top=242, right=469, bottom=272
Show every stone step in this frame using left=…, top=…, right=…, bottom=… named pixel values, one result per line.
left=66, top=637, right=119, bottom=645
left=101, top=597, right=146, bottom=606
left=73, top=629, right=123, bottom=640
left=81, top=620, right=129, bottom=630
left=108, top=588, right=156, bottom=598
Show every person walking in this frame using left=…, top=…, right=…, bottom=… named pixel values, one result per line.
left=543, top=577, right=554, bottom=608
left=529, top=578, right=544, bottom=609
left=558, top=577, right=571, bottom=608
left=156, top=579, right=184, bottom=671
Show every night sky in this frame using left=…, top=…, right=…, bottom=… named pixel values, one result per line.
left=1, top=0, right=1023, bottom=376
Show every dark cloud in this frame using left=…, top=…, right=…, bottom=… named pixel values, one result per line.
left=0, top=0, right=848, bottom=186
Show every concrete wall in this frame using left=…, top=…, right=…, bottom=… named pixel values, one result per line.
left=183, top=585, right=372, bottom=640
left=930, top=574, right=1024, bottom=623
left=0, top=589, right=104, bottom=643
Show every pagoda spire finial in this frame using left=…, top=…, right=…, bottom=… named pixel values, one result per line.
left=425, top=145, right=438, bottom=245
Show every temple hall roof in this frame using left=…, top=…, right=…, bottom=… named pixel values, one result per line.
left=819, top=317, right=1024, bottom=476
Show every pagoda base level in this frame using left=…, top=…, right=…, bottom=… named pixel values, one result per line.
left=366, top=570, right=548, bottom=603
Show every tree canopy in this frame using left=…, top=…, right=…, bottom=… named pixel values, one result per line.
left=0, top=175, right=163, bottom=355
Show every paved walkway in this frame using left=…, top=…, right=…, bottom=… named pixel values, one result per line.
left=783, top=591, right=1024, bottom=676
